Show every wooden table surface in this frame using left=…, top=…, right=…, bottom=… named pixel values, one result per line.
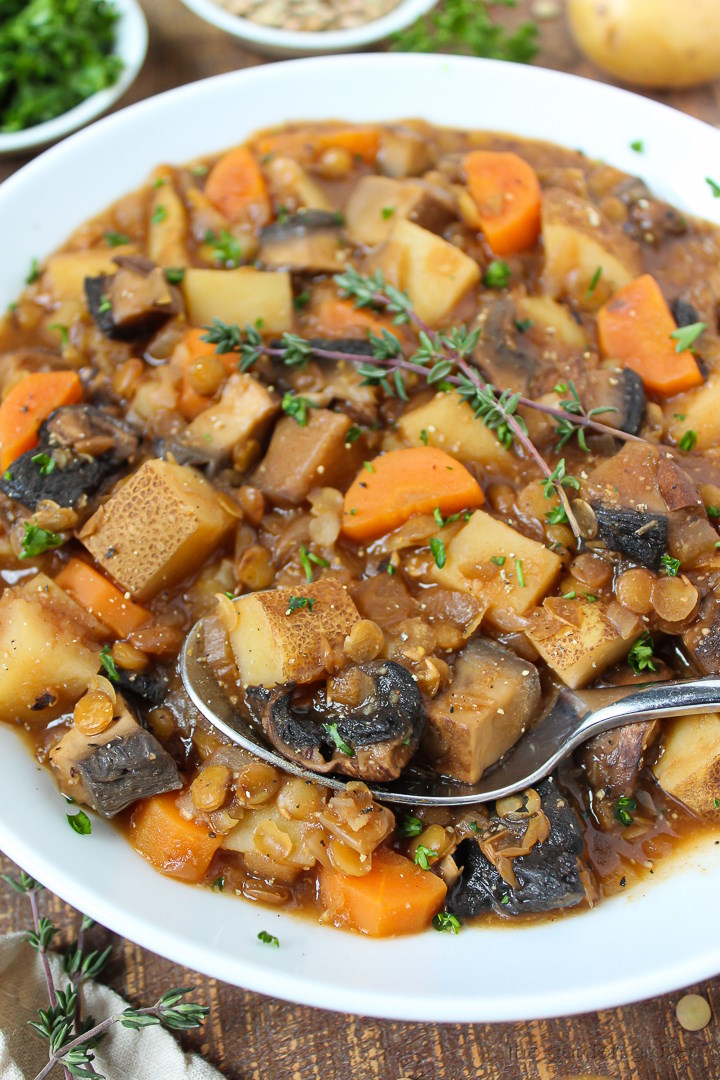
left=2, top=2, right=720, bottom=1077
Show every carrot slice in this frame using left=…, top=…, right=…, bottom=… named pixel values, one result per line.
left=311, top=296, right=388, bottom=339
left=56, top=558, right=151, bottom=639
left=313, top=127, right=380, bottom=164
left=597, top=274, right=704, bottom=397
left=129, top=792, right=222, bottom=883
left=341, top=446, right=485, bottom=543
left=319, top=848, right=447, bottom=936
left=174, top=327, right=235, bottom=420
left=0, top=370, right=83, bottom=472
left=255, top=127, right=379, bottom=165
left=464, top=150, right=542, bottom=256
left=204, top=146, right=272, bottom=225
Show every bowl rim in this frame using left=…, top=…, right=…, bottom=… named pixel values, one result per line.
left=0, top=0, right=148, bottom=155
left=1, top=54, right=720, bottom=1023
left=178, top=0, right=438, bottom=49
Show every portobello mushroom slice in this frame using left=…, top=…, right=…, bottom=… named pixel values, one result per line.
left=576, top=367, right=646, bottom=437
left=448, top=777, right=590, bottom=918
left=49, top=696, right=181, bottom=817
left=85, top=256, right=182, bottom=340
left=474, top=299, right=538, bottom=395
left=246, top=660, right=425, bottom=782
left=114, top=664, right=170, bottom=706
left=259, top=210, right=346, bottom=273
left=0, top=405, right=139, bottom=514
left=579, top=720, right=660, bottom=830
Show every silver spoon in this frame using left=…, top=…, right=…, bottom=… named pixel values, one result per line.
left=181, top=618, right=720, bottom=807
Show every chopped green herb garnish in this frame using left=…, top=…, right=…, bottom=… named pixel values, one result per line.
left=413, top=844, right=438, bottom=870
left=345, top=425, right=363, bottom=444
left=561, top=590, right=577, bottom=600
left=586, top=265, right=602, bottom=297
left=628, top=631, right=657, bottom=674
left=190, top=163, right=209, bottom=176
left=323, top=722, right=353, bottom=756
left=100, top=644, right=119, bottom=682
left=678, top=430, right=698, bottom=452
left=363, top=460, right=375, bottom=473
left=26, top=258, right=40, bottom=285
left=257, top=930, right=279, bottom=947
left=429, top=536, right=446, bottom=569
left=299, top=544, right=329, bottom=582
left=211, top=875, right=225, bottom=891
left=490, top=555, right=506, bottom=567
left=614, top=795, right=637, bottom=827
left=673, top=413, right=686, bottom=421
left=281, top=392, right=315, bottom=427
left=500, top=894, right=510, bottom=906
left=31, top=452, right=55, bottom=476
left=706, top=505, right=720, bottom=519
left=104, top=230, right=130, bottom=247
left=48, top=323, right=69, bottom=346
left=164, top=267, right=185, bottom=285
left=515, top=558, right=526, bottom=588
left=514, top=318, right=533, bottom=333
left=287, top=595, right=316, bottom=614
left=706, top=177, right=720, bottom=198
left=293, top=290, right=311, bottom=310
left=583, top=592, right=597, bottom=603
left=469, top=821, right=480, bottom=834
left=432, top=912, right=461, bottom=934
left=714, top=798, right=720, bottom=810
left=390, top=0, right=538, bottom=63
left=19, top=519, right=64, bottom=559
left=630, top=139, right=644, bottom=153
left=660, top=553, right=681, bottom=576
left=671, top=322, right=706, bottom=354
left=381, top=206, right=396, bottom=219
left=206, top=228, right=242, bottom=267
left=545, top=504, right=569, bottom=526
left=433, top=507, right=461, bottom=528
left=67, top=810, right=91, bottom=835
left=387, top=563, right=397, bottom=575
left=98, top=295, right=112, bottom=314
left=223, top=591, right=235, bottom=600
left=419, top=428, right=429, bottom=445
left=153, top=177, right=167, bottom=188
left=484, top=260, right=511, bottom=289
left=397, top=814, right=424, bottom=838
left=150, top=205, right=167, bottom=224
left=2, top=470, right=12, bottom=481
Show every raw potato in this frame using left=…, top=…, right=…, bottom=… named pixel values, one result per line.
left=79, top=459, right=234, bottom=601
left=541, top=188, right=641, bottom=301
left=432, top=510, right=562, bottom=625
left=515, top=295, right=587, bottom=349
left=525, top=598, right=643, bottom=689
left=187, top=372, right=279, bottom=457
left=653, top=713, right=720, bottom=816
left=45, top=249, right=136, bottom=302
left=225, top=578, right=360, bottom=687
left=398, top=392, right=513, bottom=469
left=0, top=574, right=101, bottom=723
left=666, top=373, right=720, bottom=452
left=424, top=639, right=541, bottom=784
left=389, top=218, right=480, bottom=327
left=147, top=169, right=188, bottom=267
left=567, top=0, right=720, bottom=89
left=182, top=267, right=293, bottom=333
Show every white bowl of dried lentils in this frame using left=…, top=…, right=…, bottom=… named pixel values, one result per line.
left=178, top=0, right=439, bottom=57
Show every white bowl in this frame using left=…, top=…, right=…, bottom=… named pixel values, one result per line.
left=179, top=0, right=437, bottom=57
left=2, top=56, right=720, bottom=1022
left=0, top=0, right=148, bottom=156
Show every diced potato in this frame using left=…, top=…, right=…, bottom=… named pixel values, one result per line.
left=653, top=713, right=720, bottom=817
left=424, top=639, right=541, bottom=784
left=524, top=597, right=643, bottom=689
left=378, top=128, right=435, bottom=178
left=0, top=574, right=101, bottom=723
left=253, top=408, right=364, bottom=505
left=44, top=249, right=136, bottom=302
left=432, top=510, right=562, bottom=625
left=541, top=188, right=642, bottom=301
left=225, top=577, right=360, bottom=687
left=79, top=459, right=234, bottom=601
left=187, top=372, right=279, bottom=457
left=389, top=219, right=480, bottom=327
left=222, top=802, right=316, bottom=867
left=398, top=391, right=512, bottom=469
left=147, top=169, right=188, bottom=267
left=667, top=373, right=720, bottom=452
left=182, top=267, right=293, bottom=333
left=515, top=295, right=587, bottom=349
left=345, top=176, right=427, bottom=247
left=265, top=156, right=332, bottom=212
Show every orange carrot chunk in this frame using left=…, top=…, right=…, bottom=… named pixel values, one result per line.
left=342, top=445, right=484, bottom=543
left=464, top=150, right=542, bottom=256
left=56, top=558, right=151, bottom=639
left=129, top=792, right=222, bottom=884
left=597, top=274, right=704, bottom=398
left=313, top=127, right=380, bottom=164
left=311, top=296, right=389, bottom=339
left=204, top=146, right=272, bottom=225
left=0, top=370, right=83, bottom=472
left=319, top=848, right=447, bottom=936
left=174, top=327, right=235, bottom=420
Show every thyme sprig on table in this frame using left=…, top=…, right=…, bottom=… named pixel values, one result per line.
left=1, top=869, right=209, bottom=1080
left=202, top=269, right=650, bottom=541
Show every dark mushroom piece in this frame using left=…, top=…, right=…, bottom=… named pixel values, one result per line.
left=246, top=660, right=425, bottom=782
left=85, top=256, right=182, bottom=341
left=49, top=698, right=181, bottom=817
left=259, top=210, right=347, bottom=273
left=475, top=299, right=538, bottom=395
left=592, top=505, right=668, bottom=570
left=0, top=405, right=139, bottom=514
left=448, top=777, right=590, bottom=918
left=114, top=665, right=170, bottom=707
left=576, top=367, right=646, bottom=437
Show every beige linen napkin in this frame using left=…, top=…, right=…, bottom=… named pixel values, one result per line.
left=0, top=932, right=222, bottom=1080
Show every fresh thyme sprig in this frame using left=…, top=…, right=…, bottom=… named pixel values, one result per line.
left=1, top=867, right=209, bottom=1080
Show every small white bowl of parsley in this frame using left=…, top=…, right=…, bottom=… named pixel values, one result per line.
left=0, top=0, right=148, bottom=155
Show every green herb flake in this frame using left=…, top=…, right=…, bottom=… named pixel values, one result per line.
left=678, top=429, right=698, bottom=452
left=381, top=206, right=397, bottom=220
left=190, top=163, right=209, bottom=177
left=561, top=590, right=577, bottom=600
left=164, top=267, right=185, bottom=285
left=500, top=894, right=510, bottom=906
left=286, top=595, right=316, bottom=614
left=413, top=844, right=438, bottom=871
left=104, top=230, right=130, bottom=247
left=514, top=318, right=533, bottom=333
left=207, top=228, right=243, bottom=268
left=614, top=795, right=637, bottom=828
left=586, top=265, right=602, bottom=297
left=660, top=553, right=681, bottom=576
left=490, top=555, right=506, bottom=567
left=223, top=591, right=235, bottom=600
left=630, top=139, right=644, bottom=153
left=469, top=821, right=480, bottom=834
left=706, top=505, right=720, bottom=519
left=545, top=504, right=568, bottom=526
left=515, top=558, right=526, bottom=588
left=398, top=814, right=424, bottom=838
left=98, top=295, right=112, bottom=314
left=100, top=644, right=119, bottom=682
left=299, top=544, right=329, bottom=582
left=19, top=520, right=64, bottom=559
left=387, top=563, right=397, bottom=575
left=257, top=930, right=279, bottom=947
left=293, top=290, right=311, bottom=310
left=671, top=322, right=706, bottom=354
left=323, top=722, right=353, bottom=756
left=432, top=912, right=461, bottom=934
left=67, top=810, right=92, bottom=835
left=281, top=392, right=315, bottom=427
left=363, top=460, right=375, bottom=473
left=714, top=798, right=720, bottom=810
left=483, top=260, right=511, bottom=289
left=345, top=425, right=363, bottom=444
left=150, top=205, right=167, bottom=224
left=628, top=631, right=657, bottom=674
left=48, top=322, right=69, bottom=346
left=2, top=470, right=12, bottom=481
left=706, top=177, right=720, bottom=198
left=211, top=875, right=225, bottom=891
left=31, top=452, right=55, bottom=476
left=429, top=536, right=446, bottom=569
left=25, top=258, right=40, bottom=285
